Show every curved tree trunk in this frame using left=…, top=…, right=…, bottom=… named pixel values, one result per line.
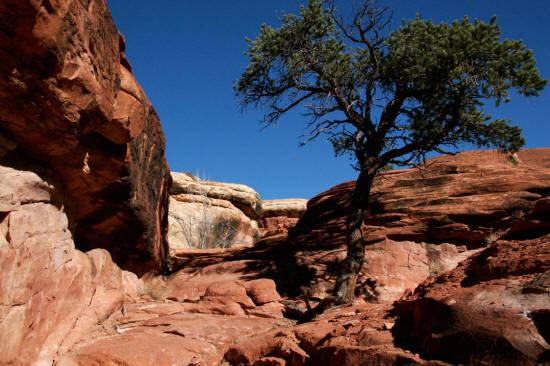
left=334, top=167, right=376, bottom=304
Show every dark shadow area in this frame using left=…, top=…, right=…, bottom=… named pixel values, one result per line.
left=0, top=148, right=65, bottom=211
left=391, top=298, right=530, bottom=365
left=168, top=235, right=319, bottom=299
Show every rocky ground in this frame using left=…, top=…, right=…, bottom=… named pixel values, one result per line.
left=57, top=149, right=550, bottom=365
left=0, top=1, right=549, bottom=365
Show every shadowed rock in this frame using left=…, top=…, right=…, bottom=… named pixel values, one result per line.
left=0, top=0, right=171, bottom=273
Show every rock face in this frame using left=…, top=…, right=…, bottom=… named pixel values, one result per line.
left=262, top=199, right=308, bottom=218
left=57, top=254, right=291, bottom=365
left=393, top=234, right=550, bottom=365
left=172, top=172, right=263, bottom=219
left=280, top=148, right=550, bottom=303
left=168, top=172, right=261, bottom=251
left=259, top=198, right=308, bottom=237
left=0, top=0, right=171, bottom=273
left=2, top=145, right=549, bottom=364
left=0, top=159, right=143, bottom=365
left=292, top=149, right=550, bottom=248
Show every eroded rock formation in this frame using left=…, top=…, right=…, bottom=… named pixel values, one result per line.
left=0, top=157, right=143, bottom=365
left=291, top=149, right=550, bottom=249
left=1, top=0, right=549, bottom=364
left=259, top=198, right=308, bottom=237
left=279, top=148, right=550, bottom=304
left=0, top=0, right=171, bottom=273
left=168, top=172, right=261, bottom=251
left=392, top=234, right=550, bottom=364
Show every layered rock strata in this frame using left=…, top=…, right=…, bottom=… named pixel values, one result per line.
left=392, top=234, right=550, bottom=364
left=291, top=148, right=550, bottom=248
left=259, top=198, right=308, bottom=237
left=0, top=0, right=171, bottom=273
left=283, top=148, right=550, bottom=302
left=168, top=172, right=261, bottom=251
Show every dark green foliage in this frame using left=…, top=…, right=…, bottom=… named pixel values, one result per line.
left=235, top=0, right=546, bottom=171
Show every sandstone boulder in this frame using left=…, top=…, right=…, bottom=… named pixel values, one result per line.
left=262, top=199, right=308, bottom=218
left=169, top=195, right=260, bottom=250
left=168, top=173, right=262, bottom=251
left=0, top=0, right=171, bottom=273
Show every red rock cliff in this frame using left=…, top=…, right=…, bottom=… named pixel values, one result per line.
left=0, top=0, right=171, bottom=273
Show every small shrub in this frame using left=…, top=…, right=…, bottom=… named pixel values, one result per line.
left=428, top=260, right=443, bottom=278
left=175, top=172, right=239, bottom=249
left=483, top=231, right=500, bottom=247
left=142, top=276, right=166, bottom=300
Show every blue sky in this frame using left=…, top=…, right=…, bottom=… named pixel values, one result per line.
left=108, top=1, right=549, bottom=200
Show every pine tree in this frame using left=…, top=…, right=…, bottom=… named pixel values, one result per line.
left=235, top=0, right=547, bottom=312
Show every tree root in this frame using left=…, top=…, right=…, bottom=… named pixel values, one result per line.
left=282, top=296, right=340, bottom=323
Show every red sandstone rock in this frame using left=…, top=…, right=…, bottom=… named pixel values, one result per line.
left=0, top=161, right=143, bottom=365
left=0, top=0, right=171, bottom=274
left=259, top=216, right=301, bottom=237
left=258, top=199, right=307, bottom=237
left=290, top=149, right=550, bottom=249
left=392, top=234, right=550, bottom=365
left=246, top=279, right=282, bottom=305
left=56, top=273, right=292, bottom=366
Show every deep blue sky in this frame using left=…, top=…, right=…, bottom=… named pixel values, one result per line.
left=108, top=1, right=549, bottom=200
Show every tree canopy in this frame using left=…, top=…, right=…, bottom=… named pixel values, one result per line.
left=235, top=0, right=546, bottom=170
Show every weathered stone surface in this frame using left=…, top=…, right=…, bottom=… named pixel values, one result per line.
left=262, top=199, right=308, bottom=219
left=259, top=199, right=307, bottom=237
left=291, top=149, right=550, bottom=249
left=224, top=303, right=432, bottom=366
left=259, top=216, right=301, bottom=237
left=0, top=0, right=171, bottom=273
left=246, top=279, right=282, bottom=305
left=55, top=264, right=291, bottom=365
left=392, top=234, right=550, bottom=365
left=168, top=172, right=262, bottom=251
left=293, top=239, right=478, bottom=303
left=0, top=162, right=142, bottom=365
left=63, top=309, right=291, bottom=366
left=168, top=194, right=260, bottom=250
left=171, top=172, right=263, bottom=219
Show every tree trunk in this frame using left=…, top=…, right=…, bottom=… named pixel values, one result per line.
left=333, top=167, right=376, bottom=304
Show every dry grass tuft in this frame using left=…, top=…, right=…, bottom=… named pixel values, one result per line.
left=141, top=275, right=166, bottom=300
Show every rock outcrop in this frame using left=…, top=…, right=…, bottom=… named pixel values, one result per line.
left=292, top=149, right=550, bottom=248
left=3, top=144, right=548, bottom=364
left=280, top=148, right=550, bottom=302
left=0, top=158, right=143, bottom=365
left=392, top=234, right=550, bottom=364
left=0, top=0, right=171, bottom=273
left=1, top=1, right=549, bottom=363
left=0, top=0, right=174, bottom=363
left=171, top=172, right=263, bottom=219
left=168, top=172, right=261, bottom=251
left=259, top=198, right=308, bottom=237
